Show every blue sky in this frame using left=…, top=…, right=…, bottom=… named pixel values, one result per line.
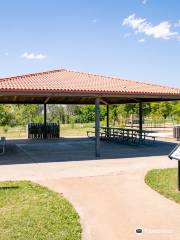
left=0, top=0, right=180, bottom=87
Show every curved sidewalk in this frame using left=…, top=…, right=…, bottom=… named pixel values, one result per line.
left=38, top=155, right=180, bottom=240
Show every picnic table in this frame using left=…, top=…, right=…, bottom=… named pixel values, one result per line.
left=87, top=127, right=155, bottom=145
left=100, top=127, right=155, bottom=144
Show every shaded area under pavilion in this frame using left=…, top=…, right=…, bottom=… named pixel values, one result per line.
left=0, top=138, right=177, bottom=166
left=0, top=69, right=180, bottom=157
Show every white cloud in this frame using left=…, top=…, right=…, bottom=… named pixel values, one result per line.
left=122, top=14, right=179, bottom=40
left=138, top=38, right=145, bottom=42
left=21, top=52, right=46, bottom=60
left=142, top=0, right=148, bottom=4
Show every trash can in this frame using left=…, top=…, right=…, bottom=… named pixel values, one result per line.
left=173, top=126, right=180, bottom=141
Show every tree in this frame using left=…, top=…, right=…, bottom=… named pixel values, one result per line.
left=13, top=104, right=43, bottom=125
left=124, top=104, right=139, bottom=127
left=0, top=105, right=14, bottom=126
left=47, top=105, right=65, bottom=124
left=172, top=101, right=180, bottom=122
left=79, top=106, right=95, bottom=123
left=158, top=102, right=173, bottom=120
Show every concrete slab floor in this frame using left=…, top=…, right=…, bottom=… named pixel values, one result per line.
left=0, top=138, right=179, bottom=240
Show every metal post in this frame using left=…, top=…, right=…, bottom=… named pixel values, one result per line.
left=95, top=98, right=100, bottom=157
left=139, top=102, right=143, bottom=142
left=106, top=104, right=109, bottom=138
left=178, top=161, right=180, bottom=191
left=106, top=105, right=109, bottom=128
left=44, top=103, right=47, bottom=139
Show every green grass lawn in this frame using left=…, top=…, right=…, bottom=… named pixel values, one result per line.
left=0, top=181, right=81, bottom=240
left=61, top=123, right=94, bottom=136
left=145, top=168, right=180, bottom=204
left=0, top=126, right=27, bottom=138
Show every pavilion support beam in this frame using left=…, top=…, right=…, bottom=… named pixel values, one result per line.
left=106, top=104, right=110, bottom=138
left=44, top=103, right=47, bottom=139
left=106, top=105, right=109, bottom=128
left=139, top=102, right=143, bottom=141
left=95, top=98, right=100, bottom=157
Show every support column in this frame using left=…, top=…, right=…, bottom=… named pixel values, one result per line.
left=95, top=98, right=100, bottom=157
left=106, top=104, right=109, bottom=137
left=139, top=102, right=143, bottom=141
left=44, top=103, right=47, bottom=139
left=178, top=160, right=180, bottom=191
left=106, top=105, right=109, bottom=128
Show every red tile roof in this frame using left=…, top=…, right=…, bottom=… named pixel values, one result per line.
left=0, top=69, right=179, bottom=96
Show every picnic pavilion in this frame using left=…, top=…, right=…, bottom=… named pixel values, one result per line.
left=0, top=69, right=180, bottom=157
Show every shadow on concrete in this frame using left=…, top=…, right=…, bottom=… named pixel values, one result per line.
left=0, top=137, right=177, bottom=165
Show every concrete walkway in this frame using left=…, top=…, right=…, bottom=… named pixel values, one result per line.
left=0, top=138, right=180, bottom=239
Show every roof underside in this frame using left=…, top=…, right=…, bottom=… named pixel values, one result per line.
left=0, top=69, right=180, bottom=104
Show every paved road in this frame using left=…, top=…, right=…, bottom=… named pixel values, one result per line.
left=0, top=139, right=180, bottom=239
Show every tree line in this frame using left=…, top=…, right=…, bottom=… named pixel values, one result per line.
left=0, top=101, right=179, bottom=128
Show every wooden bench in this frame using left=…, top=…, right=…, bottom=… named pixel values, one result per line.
left=87, top=131, right=105, bottom=138
left=0, top=137, right=6, bottom=155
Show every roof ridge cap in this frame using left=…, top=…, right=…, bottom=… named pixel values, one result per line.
left=0, top=69, right=66, bottom=82
left=66, top=69, right=180, bottom=90
left=66, top=69, right=128, bottom=82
